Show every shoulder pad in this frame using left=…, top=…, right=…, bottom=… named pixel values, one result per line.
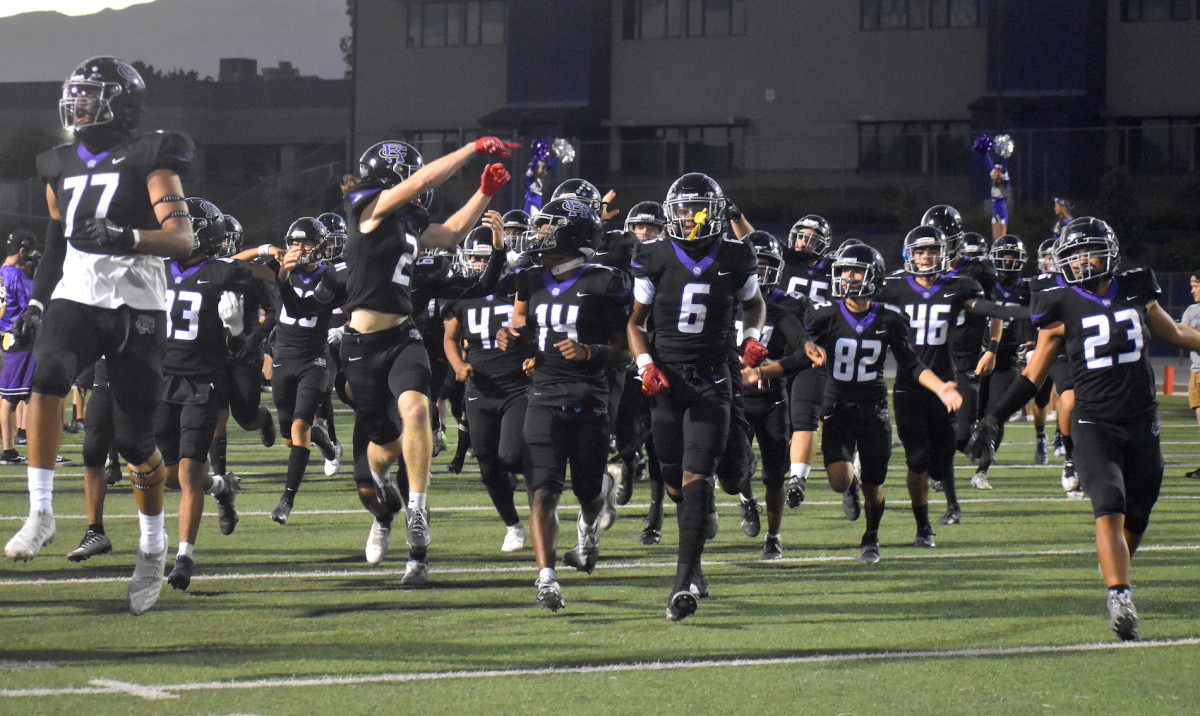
left=144, top=131, right=195, bottom=176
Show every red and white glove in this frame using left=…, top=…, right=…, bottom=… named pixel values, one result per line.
left=637, top=355, right=670, bottom=397
left=741, top=336, right=769, bottom=369
left=474, top=136, right=521, bottom=158
left=480, top=163, right=511, bottom=197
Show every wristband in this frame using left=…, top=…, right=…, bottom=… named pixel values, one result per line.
left=27, top=299, right=44, bottom=313
left=258, top=244, right=273, bottom=258
left=986, top=340, right=999, bottom=353
left=130, top=229, right=142, bottom=249
left=744, top=327, right=761, bottom=342
left=635, top=353, right=654, bottom=370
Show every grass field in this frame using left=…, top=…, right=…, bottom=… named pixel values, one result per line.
left=1, top=395, right=1199, bottom=714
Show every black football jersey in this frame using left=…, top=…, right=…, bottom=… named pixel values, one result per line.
left=993, top=276, right=1032, bottom=358
left=447, top=271, right=534, bottom=393
left=342, top=184, right=429, bottom=317
left=736, top=288, right=811, bottom=399
left=1031, top=270, right=1160, bottom=423
left=805, top=300, right=925, bottom=405
left=781, top=255, right=833, bottom=304
left=593, top=230, right=636, bottom=272
left=517, top=264, right=630, bottom=408
left=878, top=271, right=984, bottom=385
left=36, top=131, right=195, bottom=310
left=164, top=258, right=256, bottom=377
left=274, top=264, right=342, bottom=360
left=948, top=256, right=998, bottom=365
left=631, top=236, right=757, bottom=366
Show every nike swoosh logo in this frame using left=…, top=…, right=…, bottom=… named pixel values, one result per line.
left=347, top=356, right=363, bottom=362
left=112, top=156, right=126, bottom=164
left=714, top=377, right=727, bottom=384
left=718, top=271, right=732, bottom=276
left=197, top=280, right=210, bottom=284
left=467, top=396, right=479, bottom=401
left=1077, top=419, right=1093, bottom=424
left=576, top=292, right=592, bottom=297
left=272, top=363, right=281, bottom=368
left=594, top=251, right=610, bottom=256
left=943, top=293, right=956, bottom=297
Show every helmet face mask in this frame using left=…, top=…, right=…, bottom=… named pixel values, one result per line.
left=284, top=217, right=330, bottom=268
left=746, top=231, right=784, bottom=288
left=457, top=226, right=493, bottom=277
left=1037, top=238, right=1057, bottom=273
left=788, top=215, right=832, bottom=259
left=624, top=201, right=667, bottom=242
left=220, top=214, right=243, bottom=257
left=831, top=244, right=885, bottom=298
left=903, top=226, right=948, bottom=276
left=1054, top=218, right=1119, bottom=286
left=59, top=56, right=146, bottom=141
left=989, top=235, right=1027, bottom=275
left=664, top=173, right=726, bottom=244
left=317, top=212, right=347, bottom=260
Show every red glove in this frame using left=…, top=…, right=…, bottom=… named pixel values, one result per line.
left=474, top=137, right=520, bottom=158
left=741, top=337, right=769, bottom=369
left=480, top=163, right=511, bottom=197
left=639, top=363, right=670, bottom=397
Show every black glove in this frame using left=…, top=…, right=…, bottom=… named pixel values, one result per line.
left=964, top=415, right=999, bottom=462
left=725, top=203, right=743, bottom=222
left=12, top=303, right=42, bottom=345
left=69, top=217, right=139, bottom=255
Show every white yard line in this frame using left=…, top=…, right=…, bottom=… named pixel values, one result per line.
left=2, top=638, right=1198, bottom=700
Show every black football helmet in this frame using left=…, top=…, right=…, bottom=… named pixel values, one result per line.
left=185, top=197, right=226, bottom=258
left=624, top=201, right=667, bottom=232
left=989, top=235, right=1027, bottom=275
left=59, top=56, right=146, bottom=141
left=903, top=225, right=948, bottom=276
left=746, top=231, right=785, bottom=288
left=959, top=232, right=988, bottom=258
left=220, top=214, right=243, bottom=257
left=549, top=179, right=603, bottom=214
left=921, top=205, right=964, bottom=259
left=317, top=212, right=347, bottom=260
left=1037, top=238, right=1057, bottom=273
left=413, top=249, right=457, bottom=286
left=831, top=244, right=886, bottom=298
left=663, top=172, right=727, bottom=244
left=358, top=141, right=431, bottom=208
left=1054, top=217, right=1119, bottom=286
left=787, top=215, right=832, bottom=259
left=833, top=237, right=865, bottom=258
left=522, top=198, right=601, bottom=258
left=502, top=209, right=531, bottom=240
left=458, top=225, right=493, bottom=277
left=283, top=216, right=330, bottom=266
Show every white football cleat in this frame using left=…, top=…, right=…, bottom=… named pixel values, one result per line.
left=5, top=510, right=56, bottom=562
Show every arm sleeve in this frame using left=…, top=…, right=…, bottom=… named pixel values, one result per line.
left=968, top=298, right=1031, bottom=321
left=32, top=218, right=66, bottom=305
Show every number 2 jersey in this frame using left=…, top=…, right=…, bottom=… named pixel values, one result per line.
left=631, top=235, right=757, bottom=366
left=805, top=300, right=927, bottom=408
left=516, top=264, right=630, bottom=409
left=342, top=182, right=429, bottom=317
left=36, top=131, right=195, bottom=310
left=164, top=258, right=257, bottom=378
left=1031, top=269, right=1160, bottom=424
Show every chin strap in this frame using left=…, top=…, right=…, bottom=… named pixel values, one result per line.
left=549, top=256, right=586, bottom=276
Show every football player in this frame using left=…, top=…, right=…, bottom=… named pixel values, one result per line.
left=6, top=57, right=196, bottom=616
left=807, top=243, right=960, bottom=563
left=340, top=137, right=514, bottom=585
left=443, top=216, right=531, bottom=551
left=628, top=172, right=767, bottom=622
left=738, top=231, right=821, bottom=559
left=969, top=235, right=1032, bottom=489
left=0, top=230, right=36, bottom=465
left=877, top=225, right=1027, bottom=533
left=968, top=217, right=1200, bottom=641
left=156, top=197, right=280, bottom=591
left=495, top=198, right=630, bottom=611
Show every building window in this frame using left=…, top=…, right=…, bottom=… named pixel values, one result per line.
left=929, top=0, right=987, bottom=28
left=622, top=0, right=746, bottom=39
left=1120, top=0, right=1191, bottom=20
left=1119, top=118, right=1198, bottom=172
left=406, top=1, right=506, bottom=47
left=618, top=125, right=744, bottom=175
left=858, top=121, right=971, bottom=173
left=861, top=0, right=926, bottom=30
